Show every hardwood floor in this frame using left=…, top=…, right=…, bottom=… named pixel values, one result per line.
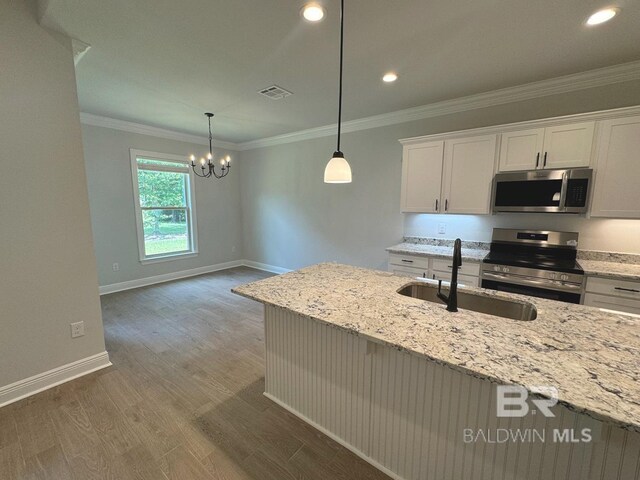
left=0, top=267, right=391, bottom=480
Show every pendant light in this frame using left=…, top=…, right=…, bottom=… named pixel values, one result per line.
left=324, top=0, right=352, bottom=183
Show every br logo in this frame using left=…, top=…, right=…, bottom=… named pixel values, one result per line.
left=496, top=385, right=559, bottom=418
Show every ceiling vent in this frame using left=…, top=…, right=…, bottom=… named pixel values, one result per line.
left=258, top=85, right=293, bottom=100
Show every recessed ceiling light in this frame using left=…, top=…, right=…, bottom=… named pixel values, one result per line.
left=382, top=72, right=398, bottom=83
left=302, top=3, right=325, bottom=22
left=586, top=7, right=619, bottom=26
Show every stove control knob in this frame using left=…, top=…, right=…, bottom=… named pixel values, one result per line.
left=494, top=265, right=501, bottom=272
left=560, top=274, right=569, bottom=281
left=502, top=267, right=510, bottom=273
left=549, top=272, right=556, bottom=280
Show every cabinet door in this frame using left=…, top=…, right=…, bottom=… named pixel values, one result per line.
left=584, top=293, right=640, bottom=316
left=389, top=265, right=427, bottom=278
left=400, top=141, right=444, bottom=213
left=441, top=135, right=497, bottom=214
left=430, top=271, right=479, bottom=287
left=591, top=116, right=640, bottom=218
left=542, top=121, right=595, bottom=169
left=498, top=128, right=545, bottom=172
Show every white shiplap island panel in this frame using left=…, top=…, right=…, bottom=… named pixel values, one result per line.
left=264, top=306, right=639, bottom=480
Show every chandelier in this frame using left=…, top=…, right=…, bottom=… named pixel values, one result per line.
left=189, top=113, right=231, bottom=179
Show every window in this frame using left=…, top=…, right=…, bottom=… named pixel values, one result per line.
left=130, top=149, right=198, bottom=263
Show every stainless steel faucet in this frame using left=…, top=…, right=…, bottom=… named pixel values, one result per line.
left=437, top=238, right=462, bottom=312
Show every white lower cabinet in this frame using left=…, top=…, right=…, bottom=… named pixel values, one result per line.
left=584, top=276, right=640, bottom=316
left=389, top=253, right=480, bottom=286
left=430, top=270, right=479, bottom=287
left=388, top=253, right=428, bottom=278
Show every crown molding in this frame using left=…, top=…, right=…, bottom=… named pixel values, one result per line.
left=79, top=113, right=240, bottom=151
left=238, top=60, right=640, bottom=151
left=398, top=104, right=640, bottom=145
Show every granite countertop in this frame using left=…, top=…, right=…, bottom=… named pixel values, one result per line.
left=388, top=240, right=640, bottom=282
left=386, top=242, right=488, bottom=262
left=233, top=263, right=640, bottom=433
left=579, top=260, right=640, bottom=282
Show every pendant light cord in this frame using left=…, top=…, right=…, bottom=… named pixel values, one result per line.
left=336, top=0, right=344, bottom=152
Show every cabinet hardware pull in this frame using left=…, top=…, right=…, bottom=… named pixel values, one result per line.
left=445, top=199, right=448, bottom=211
left=614, top=287, right=640, bottom=293
left=535, top=152, right=540, bottom=168
left=432, top=274, right=436, bottom=280
left=435, top=199, right=439, bottom=211
left=543, top=152, right=548, bottom=168
left=447, top=265, right=462, bottom=269
left=401, top=259, right=414, bottom=263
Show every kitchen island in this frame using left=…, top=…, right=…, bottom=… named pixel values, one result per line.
left=233, top=263, right=640, bottom=480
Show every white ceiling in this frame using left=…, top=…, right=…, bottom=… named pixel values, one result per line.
left=40, top=0, right=640, bottom=143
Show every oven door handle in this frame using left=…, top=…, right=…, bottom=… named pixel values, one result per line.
left=482, top=271, right=583, bottom=291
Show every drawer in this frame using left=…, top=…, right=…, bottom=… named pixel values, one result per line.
left=388, top=253, right=429, bottom=269
left=389, top=264, right=427, bottom=278
left=430, top=271, right=479, bottom=287
left=585, top=276, right=640, bottom=300
left=432, top=258, right=480, bottom=277
left=583, top=292, right=640, bottom=317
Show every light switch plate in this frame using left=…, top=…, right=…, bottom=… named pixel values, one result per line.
left=438, top=223, right=446, bottom=235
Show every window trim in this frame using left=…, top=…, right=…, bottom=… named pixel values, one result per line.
left=130, top=149, right=199, bottom=264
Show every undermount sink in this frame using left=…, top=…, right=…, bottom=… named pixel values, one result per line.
left=398, top=283, right=537, bottom=321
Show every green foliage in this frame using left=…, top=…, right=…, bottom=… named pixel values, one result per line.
left=145, top=237, right=189, bottom=256
left=137, top=169, right=188, bottom=235
left=138, top=170, right=186, bottom=208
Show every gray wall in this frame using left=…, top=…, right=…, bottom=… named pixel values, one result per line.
left=240, top=80, right=640, bottom=271
left=82, top=125, right=243, bottom=287
left=0, top=0, right=106, bottom=386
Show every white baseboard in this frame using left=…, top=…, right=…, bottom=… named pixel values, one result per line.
left=99, top=259, right=290, bottom=295
left=242, top=260, right=292, bottom=275
left=99, top=260, right=244, bottom=295
left=0, top=351, right=112, bottom=408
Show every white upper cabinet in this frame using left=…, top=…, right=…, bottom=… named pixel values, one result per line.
left=400, top=141, right=444, bottom=213
left=543, top=122, right=595, bottom=169
left=441, top=135, right=497, bottom=214
left=400, top=136, right=496, bottom=215
left=498, top=128, right=545, bottom=172
left=590, top=115, right=640, bottom=218
left=498, top=121, right=595, bottom=172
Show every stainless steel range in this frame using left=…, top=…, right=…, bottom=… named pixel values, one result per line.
left=481, top=228, right=584, bottom=304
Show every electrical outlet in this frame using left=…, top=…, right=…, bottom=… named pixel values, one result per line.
left=231, top=246, right=236, bottom=253
left=438, top=223, right=446, bottom=235
left=70, top=321, right=85, bottom=338
left=112, top=263, right=120, bottom=272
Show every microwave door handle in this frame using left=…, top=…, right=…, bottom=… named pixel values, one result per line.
left=559, top=171, right=569, bottom=210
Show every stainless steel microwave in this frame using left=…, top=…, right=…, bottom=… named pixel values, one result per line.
left=492, top=168, right=593, bottom=214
